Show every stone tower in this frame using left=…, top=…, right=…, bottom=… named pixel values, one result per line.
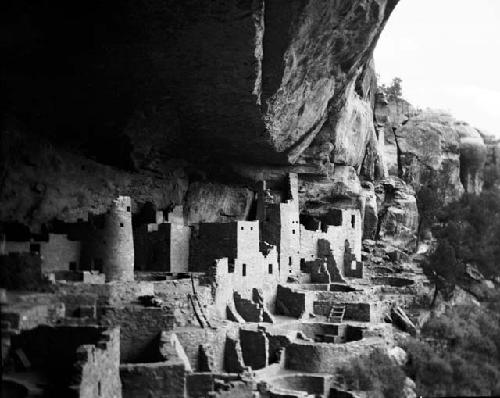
left=103, top=196, right=134, bottom=282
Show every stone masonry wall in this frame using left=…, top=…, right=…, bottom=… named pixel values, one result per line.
left=170, top=224, right=190, bottom=273
left=100, top=306, right=175, bottom=363
left=3, top=234, right=80, bottom=274
left=285, top=338, right=387, bottom=373
left=120, top=361, right=186, bottom=398
left=41, top=234, right=81, bottom=272
left=275, top=285, right=313, bottom=318
left=190, top=223, right=237, bottom=272
left=299, top=208, right=362, bottom=277
left=72, top=327, right=121, bottom=398
left=212, top=246, right=279, bottom=319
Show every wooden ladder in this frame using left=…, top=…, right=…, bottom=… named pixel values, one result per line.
left=328, top=305, right=346, bottom=323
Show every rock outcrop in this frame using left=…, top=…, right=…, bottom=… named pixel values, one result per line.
left=375, top=94, right=489, bottom=202
left=3, top=0, right=398, bottom=168
left=395, top=110, right=465, bottom=203
left=1, top=0, right=400, bottom=229
left=0, top=129, right=188, bottom=229
left=481, top=132, right=500, bottom=188
left=299, top=63, right=386, bottom=179
left=375, top=177, right=418, bottom=248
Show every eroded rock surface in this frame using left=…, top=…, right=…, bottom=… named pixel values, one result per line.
left=3, top=0, right=398, bottom=169
left=375, top=178, right=418, bottom=248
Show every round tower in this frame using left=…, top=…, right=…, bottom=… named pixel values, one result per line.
left=103, top=196, right=134, bottom=281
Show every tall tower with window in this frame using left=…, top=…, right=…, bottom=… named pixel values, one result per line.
left=102, top=196, right=134, bottom=281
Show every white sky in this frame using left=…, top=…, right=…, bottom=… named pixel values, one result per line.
left=374, top=0, right=500, bottom=136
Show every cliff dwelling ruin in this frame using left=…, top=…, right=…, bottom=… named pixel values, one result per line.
left=2, top=0, right=500, bottom=397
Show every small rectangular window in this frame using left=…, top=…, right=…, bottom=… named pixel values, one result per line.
left=288, top=256, right=292, bottom=266
left=69, top=261, right=77, bottom=271
left=241, top=226, right=244, bottom=230
left=242, top=263, right=247, bottom=276
left=268, top=264, right=273, bottom=274
left=120, top=222, right=124, bottom=227
left=126, top=206, right=131, bottom=212
left=351, top=215, right=356, bottom=228
left=29, top=243, right=41, bottom=254
left=292, top=229, right=296, bottom=234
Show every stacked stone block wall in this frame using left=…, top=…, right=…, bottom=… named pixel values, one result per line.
left=285, top=339, right=387, bottom=373
left=240, top=328, right=268, bottom=370
left=299, top=208, right=362, bottom=277
left=212, top=246, right=279, bottom=319
left=72, top=327, right=121, bottom=398
left=190, top=223, right=237, bottom=271
left=275, top=285, right=313, bottom=318
left=120, top=361, right=186, bottom=398
left=2, top=234, right=80, bottom=274
left=100, top=306, right=175, bottom=363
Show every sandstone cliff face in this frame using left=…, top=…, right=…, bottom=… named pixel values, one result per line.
left=1, top=0, right=399, bottom=228
left=481, top=133, right=500, bottom=188
left=375, top=95, right=488, bottom=202
left=459, top=127, right=487, bottom=195
left=396, top=110, right=465, bottom=203
left=3, top=0, right=398, bottom=169
left=374, top=178, right=418, bottom=247
left=0, top=129, right=188, bottom=229
left=298, top=60, right=386, bottom=180
left=0, top=128, right=254, bottom=229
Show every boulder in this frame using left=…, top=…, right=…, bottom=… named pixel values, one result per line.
left=458, top=126, right=487, bottom=194
left=375, top=178, right=419, bottom=249
left=391, top=306, right=417, bottom=337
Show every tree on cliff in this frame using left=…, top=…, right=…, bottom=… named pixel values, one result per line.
left=423, top=239, right=460, bottom=306
left=380, top=77, right=403, bottom=101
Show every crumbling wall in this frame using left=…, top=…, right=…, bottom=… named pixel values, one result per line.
left=73, top=327, right=121, bottom=398
left=153, top=278, right=215, bottom=327
left=100, top=306, right=175, bottom=363
left=240, top=328, right=268, bottom=370
left=258, top=174, right=301, bottom=281
left=299, top=208, right=362, bottom=276
left=343, top=241, right=363, bottom=278
left=173, top=327, right=235, bottom=372
left=8, top=326, right=116, bottom=394
left=275, top=285, right=313, bottom=319
left=212, top=247, right=279, bottom=319
left=55, top=281, right=154, bottom=307
left=120, top=361, right=186, bottom=398
left=267, top=375, right=329, bottom=397
left=313, top=301, right=374, bottom=323
left=285, top=339, right=386, bottom=373
left=120, top=330, right=191, bottom=398
left=185, top=373, right=255, bottom=398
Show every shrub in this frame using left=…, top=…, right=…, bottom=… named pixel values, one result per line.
left=338, top=348, right=406, bottom=398
left=404, top=305, right=500, bottom=396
